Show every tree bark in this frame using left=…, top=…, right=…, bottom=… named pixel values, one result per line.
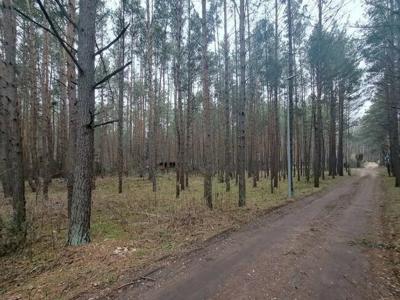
left=223, top=0, right=231, bottom=192
left=202, top=0, right=213, bottom=209
left=287, top=0, right=294, bottom=194
left=337, top=81, right=344, bottom=176
left=68, top=0, right=97, bottom=245
left=186, top=0, right=193, bottom=188
left=66, top=0, right=77, bottom=220
left=118, top=0, right=125, bottom=193
left=3, top=0, right=26, bottom=233
left=329, top=83, right=337, bottom=178
left=238, top=0, right=246, bottom=207
left=145, top=0, right=156, bottom=192
left=273, top=0, right=280, bottom=190
left=42, top=8, right=52, bottom=201
left=314, top=0, right=323, bottom=188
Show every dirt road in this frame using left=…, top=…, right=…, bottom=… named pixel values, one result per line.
left=110, top=166, right=398, bottom=300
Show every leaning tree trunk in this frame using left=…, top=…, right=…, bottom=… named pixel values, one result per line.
left=68, top=0, right=97, bottom=245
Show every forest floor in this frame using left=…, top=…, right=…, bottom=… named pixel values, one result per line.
left=104, top=164, right=400, bottom=300
left=1, top=171, right=338, bottom=299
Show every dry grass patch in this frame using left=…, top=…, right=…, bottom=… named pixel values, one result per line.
left=381, top=171, right=400, bottom=281
left=1, top=173, right=339, bottom=299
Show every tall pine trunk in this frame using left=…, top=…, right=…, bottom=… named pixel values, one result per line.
left=337, top=81, right=344, bottom=176
left=117, top=0, right=125, bottom=193
left=238, top=0, right=246, bottom=207
left=3, top=0, right=26, bottom=233
left=202, top=0, right=213, bottom=209
left=68, top=0, right=97, bottom=245
left=66, top=0, right=77, bottom=220
left=223, top=0, right=231, bottom=192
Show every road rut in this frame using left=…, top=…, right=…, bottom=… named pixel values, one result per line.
left=111, top=167, right=398, bottom=300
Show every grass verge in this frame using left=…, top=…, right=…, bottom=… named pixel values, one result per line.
left=381, top=171, right=400, bottom=282
left=1, top=173, right=341, bottom=299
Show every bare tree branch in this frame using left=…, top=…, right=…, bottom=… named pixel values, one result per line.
left=35, top=0, right=83, bottom=73
left=94, top=61, right=132, bottom=89
left=54, top=0, right=78, bottom=29
left=95, top=24, right=131, bottom=56
left=95, top=43, right=116, bottom=102
left=13, top=6, right=75, bottom=51
left=93, top=119, right=119, bottom=128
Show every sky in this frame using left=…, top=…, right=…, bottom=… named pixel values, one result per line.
left=106, top=0, right=371, bottom=116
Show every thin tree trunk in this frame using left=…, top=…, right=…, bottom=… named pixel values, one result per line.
left=287, top=0, right=294, bottom=193
left=238, top=0, right=246, bottom=207
left=66, top=0, right=77, bottom=220
left=42, top=9, right=52, bottom=201
left=146, top=0, right=157, bottom=192
left=314, top=0, right=323, bottom=188
left=329, top=83, right=337, bottom=178
left=273, top=0, right=280, bottom=189
left=118, top=0, right=125, bottom=193
left=337, top=81, right=344, bottom=176
left=202, top=0, right=213, bottom=209
left=223, top=0, right=231, bottom=192
left=186, top=0, right=193, bottom=188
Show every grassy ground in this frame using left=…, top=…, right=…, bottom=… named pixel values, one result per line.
left=381, top=171, right=400, bottom=281
left=0, top=172, right=340, bottom=299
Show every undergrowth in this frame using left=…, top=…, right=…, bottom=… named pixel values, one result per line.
left=0, top=173, right=339, bottom=299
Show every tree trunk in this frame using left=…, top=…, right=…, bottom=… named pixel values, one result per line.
left=66, top=0, right=77, bottom=220
left=3, top=0, right=26, bottom=233
left=42, top=11, right=52, bottom=201
left=238, top=0, right=246, bottom=207
left=145, top=0, right=156, bottom=192
left=273, top=0, right=280, bottom=189
left=202, top=0, right=213, bottom=209
left=186, top=0, right=193, bottom=188
left=118, top=0, right=125, bottom=193
left=337, top=81, right=344, bottom=176
left=314, top=0, right=323, bottom=188
left=174, top=0, right=184, bottom=195
left=68, top=0, right=97, bottom=245
left=0, top=55, right=12, bottom=198
left=223, top=0, right=231, bottom=192
left=329, top=83, right=337, bottom=178
left=287, top=0, right=294, bottom=194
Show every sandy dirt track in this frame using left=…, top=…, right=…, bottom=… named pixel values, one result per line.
left=106, top=166, right=398, bottom=300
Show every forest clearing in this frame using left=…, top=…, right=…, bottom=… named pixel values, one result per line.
left=2, top=0, right=400, bottom=298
